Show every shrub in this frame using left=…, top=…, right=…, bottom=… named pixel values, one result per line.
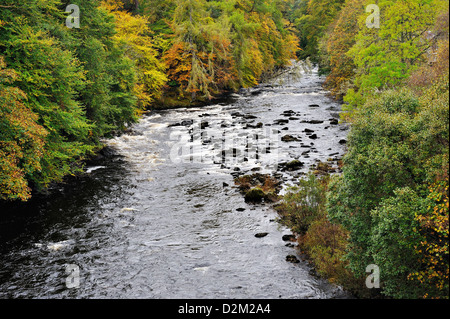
left=300, top=217, right=350, bottom=284
left=275, top=174, right=329, bottom=234
left=235, top=174, right=282, bottom=203
left=277, top=174, right=372, bottom=297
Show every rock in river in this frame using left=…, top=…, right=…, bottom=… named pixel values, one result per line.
left=244, top=188, right=266, bottom=203
left=282, top=234, right=296, bottom=242
left=282, top=110, right=296, bottom=116
left=279, top=160, right=304, bottom=172
left=273, top=119, right=290, bottom=125
left=282, top=135, right=300, bottom=142
left=301, top=120, right=324, bottom=125
left=286, top=255, right=300, bottom=263
left=169, top=119, right=194, bottom=127
left=200, top=121, right=209, bottom=129
left=330, top=119, right=339, bottom=125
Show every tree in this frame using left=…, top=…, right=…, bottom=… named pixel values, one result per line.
left=369, top=187, right=426, bottom=298
left=66, top=0, right=139, bottom=138
left=225, top=0, right=299, bottom=87
left=344, top=0, right=447, bottom=113
left=409, top=172, right=449, bottom=299
left=327, top=89, right=422, bottom=276
left=0, top=5, right=94, bottom=188
left=293, top=0, right=345, bottom=62
left=0, top=56, right=48, bottom=201
left=327, top=73, right=449, bottom=298
left=160, top=0, right=299, bottom=105
left=0, top=0, right=142, bottom=198
left=162, top=0, right=238, bottom=103
left=322, top=0, right=365, bottom=99
left=101, top=0, right=168, bottom=110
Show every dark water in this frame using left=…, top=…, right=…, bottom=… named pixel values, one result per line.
left=0, top=68, right=350, bottom=299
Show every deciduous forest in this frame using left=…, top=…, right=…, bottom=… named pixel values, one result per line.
left=1, top=0, right=302, bottom=201
left=0, top=0, right=448, bottom=299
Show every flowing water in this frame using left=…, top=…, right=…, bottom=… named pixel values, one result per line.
left=0, top=68, right=351, bottom=299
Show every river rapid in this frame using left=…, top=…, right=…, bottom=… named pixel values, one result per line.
left=0, top=67, right=351, bottom=299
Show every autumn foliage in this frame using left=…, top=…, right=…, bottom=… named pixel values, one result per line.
left=102, top=0, right=168, bottom=109
left=0, top=0, right=302, bottom=201
left=409, top=168, right=449, bottom=298
left=0, top=57, right=48, bottom=201
left=159, top=0, right=299, bottom=105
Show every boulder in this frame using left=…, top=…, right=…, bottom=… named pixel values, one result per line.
left=200, top=121, right=209, bottom=129
left=286, top=255, right=300, bottom=263
left=282, top=135, right=300, bottom=142
left=330, top=119, right=339, bottom=125
left=169, top=119, right=194, bottom=127
left=246, top=122, right=263, bottom=129
left=282, top=110, right=295, bottom=116
left=274, top=119, right=290, bottom=125
left=244, top=188, right=266, bottom=203
left=280, top=160, right=304, bottom=172
left=282, top=234, right=296, bottom=242
left=301, top=120, right=324, bottom=124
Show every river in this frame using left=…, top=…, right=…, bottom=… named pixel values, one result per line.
left=0, top=67, right=351, bottom=299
